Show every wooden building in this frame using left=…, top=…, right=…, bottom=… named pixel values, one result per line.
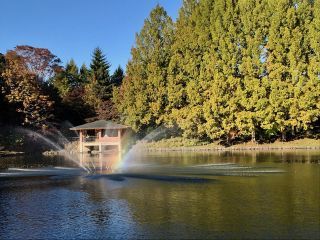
left=70, top=120, right=130, bottom=153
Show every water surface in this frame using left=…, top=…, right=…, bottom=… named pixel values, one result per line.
left=0, top=150, right=319, bottom=239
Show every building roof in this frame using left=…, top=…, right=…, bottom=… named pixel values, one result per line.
left=70, top=120, right=130, bottom=130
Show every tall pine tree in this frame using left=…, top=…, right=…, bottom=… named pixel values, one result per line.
left=111, top=66, right=124, bottom=87
left=84, top=48, right=111, bottom=110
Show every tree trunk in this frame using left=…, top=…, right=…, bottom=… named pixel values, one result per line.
left=291, top=126, right=295, bottom=137
left=251, top=130, right=256, bottom=143
left=281, top=130, right=286, bottom=142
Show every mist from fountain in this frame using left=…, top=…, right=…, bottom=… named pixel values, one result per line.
left=118, top=125, right=169, bottom=171
left=0, top=124, right=285, bottom=180
left=16, top=127, right=91, bottom=173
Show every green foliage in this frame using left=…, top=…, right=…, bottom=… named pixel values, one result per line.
left=51, top=59, right=82, bottom=97
left=88, top=47, right=112, bottom=100
left=114, top=0, right=320, bottom=142
left=114, top=5, right=175, bottom=132
left=145, top=137, right=209, bottom=148
left=0, top=1, right=319, bottom=142
left=79, top=64, right=89, bottom=84
left=1, top=44, right=123, bottom=128
left=111, top=66, right=124, bottom=87
left=90, top=47, right=110, bottom=83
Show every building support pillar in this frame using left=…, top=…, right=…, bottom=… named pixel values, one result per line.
left=79, top=130, right=83, bottom=153
left=99, top=143, right=102, bottom=153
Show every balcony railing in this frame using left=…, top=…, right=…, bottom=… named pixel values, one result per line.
left=78, top=136, right=120, bottom=143
left=83, top=136, right=97, bottom=142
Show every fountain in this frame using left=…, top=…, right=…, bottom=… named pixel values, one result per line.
left=0, top=125, right=285, bottom=181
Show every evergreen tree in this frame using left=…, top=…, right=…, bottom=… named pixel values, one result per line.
left=166, top=0, right=211, bottom=139
left=65, top=59, right=80, bottom=87
left=302, top=0, right=320, bottom=135
left=79, top=63, right=89, bottom=84
left=51, top=59, right=81, bottom=97
left=235, top=0, right=270, bottom=142
left=111, top=66, right=124, bottom=87
left=90, top=47, right=110, bottom=82
left=114, top=5, right=174, bottom=132
left=263, top=0, right=316, bottom=140
left=199, top=0, right=244, bottom=142
left=115, top=0, right=318, bottom=142
left=89, top=47, right=111, bottom=100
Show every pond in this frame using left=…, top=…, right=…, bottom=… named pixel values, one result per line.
left=0, top=150, right=319, bottom=239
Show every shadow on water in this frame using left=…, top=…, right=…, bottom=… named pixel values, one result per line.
left=0, top=155, right=285, bottom=185
left=86, top=173, right=215, bottom=183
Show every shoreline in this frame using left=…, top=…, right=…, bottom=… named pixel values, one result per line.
left=140, top=145, right=320, bottom=152
left=0, top=151, right=25, bottom=158
left=138, top=138, right=320, bottom=152
left=1, top=138, right=319, bottom=157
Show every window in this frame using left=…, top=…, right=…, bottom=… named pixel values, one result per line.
left=102, top=129, right=118, bottom=137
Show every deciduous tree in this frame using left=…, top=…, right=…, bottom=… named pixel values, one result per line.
left=2, top=51, right=54, bottom=128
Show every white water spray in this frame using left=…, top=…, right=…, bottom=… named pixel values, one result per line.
left=16, top=127, right=90, bottom=173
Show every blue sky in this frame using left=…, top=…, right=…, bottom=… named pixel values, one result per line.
left=0, top=0, right=181, bottom=73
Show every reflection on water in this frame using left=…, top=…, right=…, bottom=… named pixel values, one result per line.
left=0, top=150, right=319, bottom=239
left=79, top=152, right=122, bottom=174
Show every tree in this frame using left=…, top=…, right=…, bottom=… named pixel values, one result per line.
left=0, top=53, right=5, bottom=90
left=2, top=51, right=54, bottom=128
left=204, top=0, right=240, bottom=142
left=115, top=0, right=319, bottom=142
left=111, top=66, right=124, bottom=87
left=13, top=45, right=62, bottom=81
left=50, top=59, right=94, bottom=124
left=302, top=0, right=320, bottom=136
left=235, top=0, right=270, bottom=142
left=89, top=47, right=112, bottom=100
left=114, top=5, right=175, bottom=132
left=166, top=0, right=213, bottom=140
left=263, top=0, right=317, bottom=141
left=51, top=59, right=82, bottom=97
left=79, top=63, right=89, bottom=84
left=0, top=53, right=12, bottom=124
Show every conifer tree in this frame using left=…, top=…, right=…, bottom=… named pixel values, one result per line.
left=264, top=0, right=315, bottom=140
left=111, top=66, right=124, bottom=87
left=235, top=0, right=270, bottom=142
left=79, top=64, right=89, bottom=84
left=90, top=47, right=110, bottom=82
left=200, top=0, right=244, bottom=142
left=65, top=59, right=80, bottom=87
left=115, top=0, right=318, bottom=142
left=52, top=59, right=81, bottom=97
left=114, top=5, right=174, bottom=132
left=302, top=0, right=320, bottom=134
left=89, top=47, right=111, bottom=100
left=166, top=0, right=209, bottom=139
left=84, top=47, right=113, bottom=114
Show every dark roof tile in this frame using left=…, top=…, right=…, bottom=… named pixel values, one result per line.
left=70, top=120, right=129, bottom=130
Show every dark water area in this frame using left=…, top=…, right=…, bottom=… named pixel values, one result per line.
left=0, top=151, right=319, bottom=239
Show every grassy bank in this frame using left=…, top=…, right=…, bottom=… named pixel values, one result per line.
left=140, top=137, right=320, bottom=152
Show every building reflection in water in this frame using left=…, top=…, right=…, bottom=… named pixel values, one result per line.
left=79, top=150, right=122, bottom=174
